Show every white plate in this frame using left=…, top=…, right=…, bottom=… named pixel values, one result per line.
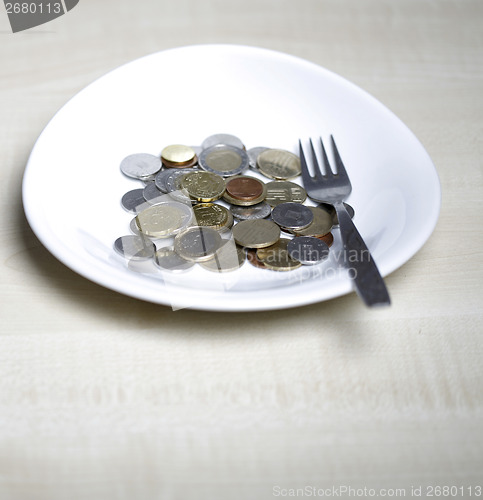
left=22, top=44, right=441, bottom=311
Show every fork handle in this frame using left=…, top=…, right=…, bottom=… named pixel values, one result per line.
left=334, top=202, right=391, bottom=307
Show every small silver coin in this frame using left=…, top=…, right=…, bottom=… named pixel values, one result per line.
left=247, top=147, right=269, bottom=170
left=113, top=235, right=156, bottom=261
left=164, top=168, right=199, bottom=204
left=154, top=247, right=194, bottom=272
left=201, top=133, right=245, bottom=151
left=129, top=217, right=141, bottom=235
left=154, top=169, right=174, bottom=193
left=230, top=201, right=272, bottom=221
left=287, top=237, right=330, bottom=265
left=174, top=227, right=222, bottom=262
left=141, top=174, right=157, bottom=183
left=143, top=181, right=164, bottom=204
left=198, top=145, right=249, bottom=177
left=271, top=202, right=314, bottom=230
left=120, top=153, right=162, bottom=179
left=200, top=240, right=246, bottom=273
left=121, top=189, right=149, bottom=214
left=164, top=168, right=199, bottom=193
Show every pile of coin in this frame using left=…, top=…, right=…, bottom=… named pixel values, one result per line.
left=115, top=133, right=354, bottom=273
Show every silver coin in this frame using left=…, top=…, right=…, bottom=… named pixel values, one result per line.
left=141, top=173, right=157, bottom=183
left=174, top=227, right=222, bottom=262
left=113, top=235, right=156, bottom=261
left=247, top=146, right=269, bottom=170
left=164, top=168, right=199, bottom=193
left=271, top=202, right=314, bottom=230
left=287, top=237, right=330, bottom=265
left=201, top=133, right=244, bottom=151
left=129, top=217, right=141, bottom=235
left=154, top=246, right=194, bottom=272
left=230, top=201, right=272, bottom=221
left=164, top=168, right=199, bottom=204
left=121, top=189, right=149, bottom=214
left=198, top=145, right=249, bottom=177
left=265, top=180, right=307, bottom=206
left=154, top=169, right=174, bottom=193
left=135, top=201, right=193, bottom=238
left=200, top=240, right=246, bottom=273
left=120, top=153, right=162, bottom=180
left=143, top=181, right=164, bottom=204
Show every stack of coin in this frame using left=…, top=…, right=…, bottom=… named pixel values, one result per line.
left=223, top=176, right=266, bottom=206
left=161, top=145, right=198, bottom=168
left=116, top=133, right=355, bottom=274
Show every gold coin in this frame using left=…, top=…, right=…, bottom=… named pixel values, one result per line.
left=200, top=240, right=246, bottom=273
left=193, top=203, right=231, bottom=231
left=181, top=171, right=226, bottom=202
left=161, top=144, right=196, bottom=165
left=135, top=202, right=191, bottom=238
left=265, top=181, right=307, bottom=206
left=257, top=149, right=301, bottom=180
left=162, top=155, right=198, bottom=169
left=256, top=238, right=302, bottom=271
left=232, top=219, right=280, bottom=248
left=294, top=206, right=333, bottom=237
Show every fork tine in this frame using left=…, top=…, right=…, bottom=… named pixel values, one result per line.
left=319, top=137, right=335, bottom=176
left=309, top=138, right=325, bottom=180
left=330, top=135, right=348, bottom=179
left=298, top=140, right=316, bottom=187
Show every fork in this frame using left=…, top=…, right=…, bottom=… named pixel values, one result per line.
left=299, top=136, right=391, bottom=307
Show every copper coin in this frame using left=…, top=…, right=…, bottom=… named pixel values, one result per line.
left=226, top=176, right=264, bottom=201
left=246, top=248, right=267, bottom=269
left=316, top=232, right=334, bottom=247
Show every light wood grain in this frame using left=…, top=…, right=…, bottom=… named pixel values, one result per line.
left=1, top=0, right=483, bottom=499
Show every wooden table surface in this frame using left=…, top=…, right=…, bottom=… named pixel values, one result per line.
left=1, top=1, right=482, bottom=499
